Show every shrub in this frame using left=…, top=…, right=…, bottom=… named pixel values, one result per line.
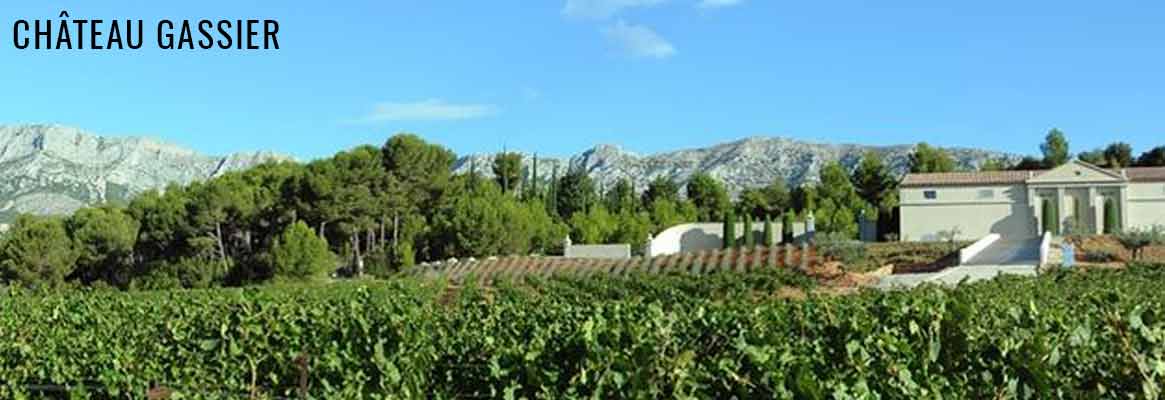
left=1114, top=225, right=1165, bottom=260
left=935, top=226, right=963, bottom=253
left=0, top=215, right=78, bottom=288
left=365, top=241, right=416, bottom=279
left=271, top=221, right=336, bottom=281
left=1082, top=250, right=1119, bottom=263
left=816, top=231, right=867, bottom=266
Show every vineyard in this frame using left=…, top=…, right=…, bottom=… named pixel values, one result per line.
left=1, top=265, right=1163, bottom=398
left=406, top=245, right=821, bottom=282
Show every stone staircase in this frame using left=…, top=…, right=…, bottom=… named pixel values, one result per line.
left=1044, top=237, right=1065, bottom=267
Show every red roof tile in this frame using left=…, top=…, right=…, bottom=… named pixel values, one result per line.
left=901, top=166, right=1165, bottom=187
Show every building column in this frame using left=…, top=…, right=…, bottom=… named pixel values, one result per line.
left=1056, top=187, right=1066, bottom=235
left=1028, top=187, right=1039, bottom=235
left=1089, top=187, right=1100, bottom=234
left=1119, top=186, right=1129, bottom=231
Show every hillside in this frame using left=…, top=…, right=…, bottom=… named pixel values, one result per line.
left=0, top=124, right=289, bottom=225
left=0, top=125, right=1020, bottom=226
left=454, top=137, right=1021, bottom=194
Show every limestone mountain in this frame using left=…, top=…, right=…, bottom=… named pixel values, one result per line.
left=453, top=137, right=1022, bottom=195
left=0, top=125, right=1020, bottom=227
left=0, top=125, right=289, bottom=225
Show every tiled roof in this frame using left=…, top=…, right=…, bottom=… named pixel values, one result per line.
left=900, top=170, right=1035, bottom=187
left=901, top=166, right=1165, bottom=187
left=1127, top=167, right=1165, bottom=182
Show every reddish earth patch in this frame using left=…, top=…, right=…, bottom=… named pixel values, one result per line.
left=1071, top=235, right=1165, bottom=263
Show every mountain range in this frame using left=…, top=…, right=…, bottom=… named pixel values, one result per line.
left=453, top=137, right=1022, bottom=194
left=0, top=125, right=287, bottom=226
left=0, top=124, right=1022, bottom=226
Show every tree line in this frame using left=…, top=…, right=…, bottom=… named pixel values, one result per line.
left=1, top=130, right=1160, bottom=289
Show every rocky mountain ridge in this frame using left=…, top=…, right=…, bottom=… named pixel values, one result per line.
left=0, top=124, right=289, bottom=225
left=453, top=136, right=1022, bottom=194
left=0, top=125, right=1021, bottom=227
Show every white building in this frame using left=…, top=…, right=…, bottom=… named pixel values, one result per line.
left=899, top=160, right=1165, bottom=241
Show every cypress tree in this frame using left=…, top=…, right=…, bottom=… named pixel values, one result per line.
left=531, top=154, right=539, bottom=198
left=782, top=211, right=795, bottom=243
left=546, top=165, right=559, bottom=218
left=763, top=214, right=774, bottom=246
left=743, top=216, right=754, bottom=247
left=723, top=209, right=736, bottom=249
left=1104, top=198, right=1119, bottom=234
left=1041, top=198, right=1058, bottom=235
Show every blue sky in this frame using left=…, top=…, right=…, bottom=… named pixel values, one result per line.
left=1, top=0, right=1163, bottom=160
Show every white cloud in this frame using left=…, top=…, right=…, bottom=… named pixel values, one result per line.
left=360, top=99, right=497, bottom=122
left=563, top=0, right=667, bottom=19
left=601, top=21, right=676, bottom=59
left=696, top=0, right=743, bottom=9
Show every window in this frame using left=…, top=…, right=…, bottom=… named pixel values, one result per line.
left=923, top=190, right=937, bottom=200
left=978, top=189, right=994, bottom=199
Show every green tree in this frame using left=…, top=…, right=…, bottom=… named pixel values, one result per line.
left=1077, top=148, right=1106, bottom=166
left=762, top=178, right=791, bottom=213
left=555, top=170, right=596, bottom=220
left=1103, top=142, right=1133, bottom=168
left=851, top=151, right=895, bottom=211
left=610, top=211, right=654, bottom=251
left=382, top=133, right=456, bottom=213
left=908, top=142, right=956, bottom=173
left=604, top=178, right=637, bottom=214
left=762, top=214, right=774, bottom=246
left=816, top=162, right=865, bottom=238
left=492, top=152, right=523, bottom=194
left=271, top=221, right=335, bottom=281
left=722, top=209, right=736, bottom=249
left=0, top=215, right=78, bottom=288
left=1104, top=198, right=1120, bottom=234
left=641, top=176, right=680, bottom=208
left=792, top=185, right=817, bottom=215
left=742, top=216, right=754, bottom=247
left=431, top=182, right=552, bottom=258
left=1135, top=146, right=1165, bottom=167
left=1041, top=199, right=1058, bottom=235
left=1012, top=156, right=1045, bottom=171
left=686, top=172, right=729, bottom=222
left=735, top=188, right=770, bottom=219
left=979, top=157, right=1013, bottom=171
left=67, top=206, right=141, bottom=287
left=568, top=205, right=617, bottom=245
left=1041, top=128, right=1070, bottom=168
left=782, top=211, right=795, bottom=243
left=647, top=199, right=697, bottom=233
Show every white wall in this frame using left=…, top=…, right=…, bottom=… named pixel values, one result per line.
left=1127, top=182, right=1165, bottom=228
left=647, top=221, right=808, bottom=257
left=900, top=184, right=1035, bottom=241
left=564, top=244, right=631, bottom=259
